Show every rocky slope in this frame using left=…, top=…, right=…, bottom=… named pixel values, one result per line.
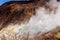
left=0, top=0, right=60, bottom=40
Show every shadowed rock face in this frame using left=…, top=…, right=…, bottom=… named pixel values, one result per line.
left=0, top=1, right=35, bottom=30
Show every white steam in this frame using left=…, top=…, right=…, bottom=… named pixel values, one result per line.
left=12, top=0, right=60, bottom=37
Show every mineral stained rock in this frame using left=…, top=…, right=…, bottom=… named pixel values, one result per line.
left=0, top=0, right=60, bottom=40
